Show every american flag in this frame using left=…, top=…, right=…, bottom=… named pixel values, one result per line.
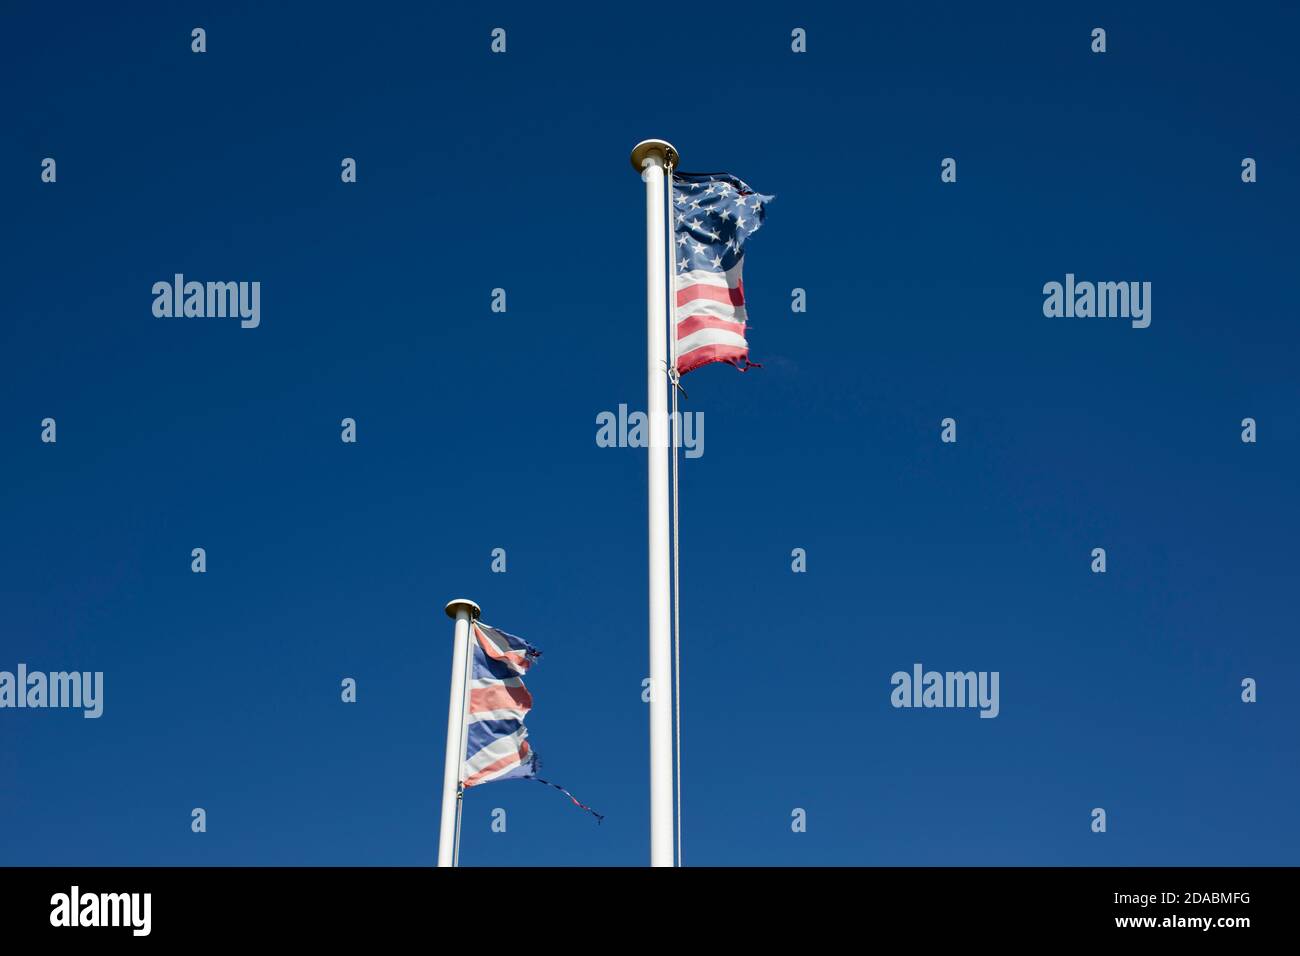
left=672, top=171, right=774, bottom=374
left=462, top=622, right=602, bottom=819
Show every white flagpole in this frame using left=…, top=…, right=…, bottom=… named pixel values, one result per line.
left=631, top=139, right=678, bottom=867
left=437, top=597, right=480, bottom=867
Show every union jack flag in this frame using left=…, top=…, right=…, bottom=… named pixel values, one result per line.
left=463, top=622, right=540, bottom=787
left=672, top=171, right=774, bottom=374
left=462, top=622, right=601, bottom=819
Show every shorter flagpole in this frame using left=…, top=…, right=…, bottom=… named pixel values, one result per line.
left=437, top=597, right=480, bottom=867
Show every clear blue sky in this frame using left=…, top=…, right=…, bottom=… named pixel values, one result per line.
left=2, top=1, right=1297, bottom=866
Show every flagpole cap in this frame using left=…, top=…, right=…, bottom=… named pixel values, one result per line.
left=630, top=139, right=679, bottom=171
left=444, top=598, right=481, bottom=621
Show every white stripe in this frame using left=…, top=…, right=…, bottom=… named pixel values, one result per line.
left=469, top=676, right=524, bottom=691
left=678, top=327, right=748, bottom=355
left=675, top=298, right=746, bottom=324
left=676, top=260, right=744, bottom=291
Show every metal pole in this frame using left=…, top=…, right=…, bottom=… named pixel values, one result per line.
left=437, top=598, right=480, bottom=867
left=631, top=139, right=679, bottom=867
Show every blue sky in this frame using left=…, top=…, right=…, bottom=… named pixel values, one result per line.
left=1, top=1, right=1297, bottom=866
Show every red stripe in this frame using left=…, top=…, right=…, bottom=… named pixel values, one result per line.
left=678, top=342, right=749, bottom=374
left=676, top=314, right=746, bottom=339
left=469, top=683, right=533, bottom=715
left=676, top=279, right=745, bottom=308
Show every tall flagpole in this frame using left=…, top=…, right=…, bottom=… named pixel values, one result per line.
left=437, top=597, right=480, bottom=867
left=631, top=138, right=678, bottom=867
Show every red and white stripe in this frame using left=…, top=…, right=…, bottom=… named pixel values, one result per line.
left=675, top=261, right=749, bottom=374
left=467, top=676, right=533, bottom=724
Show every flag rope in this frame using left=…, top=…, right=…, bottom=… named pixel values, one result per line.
left=671, top=383, right=683, bottom=867
left=532, top=776, right=605, bottom=822
left=452, top=785, right=464, bottom=866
